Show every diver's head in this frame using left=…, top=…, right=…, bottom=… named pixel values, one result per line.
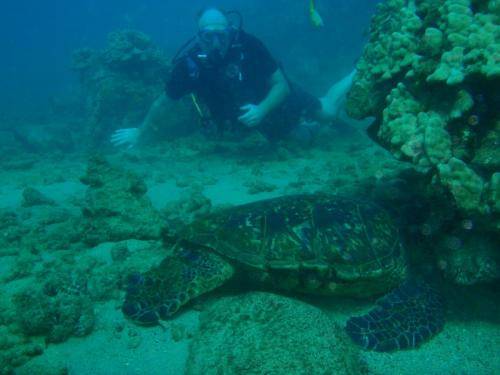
left=198, top=7, right=229, bottom=30
left=197, top=8, right=232, bottom=63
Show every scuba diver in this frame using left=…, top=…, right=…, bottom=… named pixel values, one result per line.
left=111, top=7, right=355, bottom=148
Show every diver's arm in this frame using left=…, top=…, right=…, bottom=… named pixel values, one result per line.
left=138, top=93, right=170, bottom=138
left=239, top=69, right=290, bottom=127
left=111, top=93, right=172, bottom=148
left=259, top=69, right=290, bottom=116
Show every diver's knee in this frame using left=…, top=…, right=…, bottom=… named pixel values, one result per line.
left=318, top=97, right=339, bottom=121
left=289, top=121, right=320, bottom=144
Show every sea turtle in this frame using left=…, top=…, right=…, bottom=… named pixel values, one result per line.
left=122, top=193, right=444, bottom=351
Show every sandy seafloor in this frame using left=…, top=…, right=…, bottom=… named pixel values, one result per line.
left=1, top=124, right=499, bottom=375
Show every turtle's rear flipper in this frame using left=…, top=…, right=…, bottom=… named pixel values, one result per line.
left=122, top=243, right=234, bottom=325
left=345, top=280, right=444, bottom=351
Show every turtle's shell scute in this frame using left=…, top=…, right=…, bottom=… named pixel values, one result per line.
left=181, top=194, right=406, bottom=293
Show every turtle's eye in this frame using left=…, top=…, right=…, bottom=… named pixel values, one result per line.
left=122, top=301, right=140, bottom=317
left=179, top=248, right=201, bottom=262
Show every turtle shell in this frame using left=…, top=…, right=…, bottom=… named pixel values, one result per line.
left=178, top=194, right=407, bottom=295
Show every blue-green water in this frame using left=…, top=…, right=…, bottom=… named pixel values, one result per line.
left=0, top=0, right=374, bottom=120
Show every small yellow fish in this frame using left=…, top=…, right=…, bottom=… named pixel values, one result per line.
left=309, top=0, right=324, bottom=27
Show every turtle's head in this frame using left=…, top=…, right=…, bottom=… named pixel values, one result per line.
left=122, top=244, right=234, bottom=325
left=122, top=270, right=185, bottom=326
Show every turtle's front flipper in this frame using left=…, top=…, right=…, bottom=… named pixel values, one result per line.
left=346, top=280, right=444, bottom=351
left=122, top=243, right=234, bottom=325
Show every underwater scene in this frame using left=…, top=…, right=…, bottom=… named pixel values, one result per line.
left=0, top=0, right=499, bottom=374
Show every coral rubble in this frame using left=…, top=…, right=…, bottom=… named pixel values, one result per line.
left=21, top=187, right=56, bottom=207
left=0, top=157, right=168, bottom=372
left=80, top=155, right=163, bottom=245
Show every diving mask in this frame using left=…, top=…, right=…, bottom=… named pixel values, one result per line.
left=198, top=27, right=233, bottom=63
left=198, top=28, right=231, bottom=47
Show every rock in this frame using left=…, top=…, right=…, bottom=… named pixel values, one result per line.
left=0, top=157, right=36, bottom=171
left=12, top=287, right=95, bottom=344
left=437, top=232, right=500, bottom=285
left=244, top=179, right=278, bottom=194
left=346, top=0, right=499, bottom=217
left=427, top=46, right=466, bottom=85
left=21, top=187, right=56, bottom=207
left=422, top=112, right=452, bottom=166
left=162, top=188, right=212, bottom=228
left=472, top=121, right=500, bottom=171
left=186, top=292, right=363, bottom=375
left=422, top=27, right=443, bottom=56
left=488, top=173, right=500, bottom=215
left=0, top=207, right=82, bottom=256
left=72, top=29, right=170, bottom=145
left=437, top=157, right=487, bottom=213
left=345, top=0, right=499, bottom=273
left=80, top=156, right=163, bottom=245
left=110, top=242, right=130, bottom=262
left=16, top=361, right=69, bottom=375
left=0, top=211, right=26, bottom=256
left=0, top=326, right=44, bottom=375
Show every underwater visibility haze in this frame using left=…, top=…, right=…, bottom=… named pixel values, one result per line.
left=0, top=0, right=499, bottom=374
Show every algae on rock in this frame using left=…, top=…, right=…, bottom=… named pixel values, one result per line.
left=186, top=292, right=363, bottom=375
left=0, top=324, right=43, bottom=375
left=437, top=157, right=487, bottom=213
left=347, top=0, right=499, bottom=212
left=437, top=232, right=500, bottom=285
left=71, top=29, right=169, bottom=145
left=346, top=0, right=499, bottom=284
left=0, top=206, right=83, bottom=257
left=12, top=289, right=95, bottom=344
left=80, top=156, right=163, bottom=245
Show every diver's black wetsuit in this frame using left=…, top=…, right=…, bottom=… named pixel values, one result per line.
left=165, top=31, right=320, bottom=140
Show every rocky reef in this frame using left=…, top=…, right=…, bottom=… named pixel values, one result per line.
left=0, top=206, right=83, bottom=258
left=346, top=0, right=499, bottom=285
left=0, top=317, right=43, bottom=375
left=72, top=30, right=169, bottom=144
left=80, top=155, right=163, bottom=245
left=0, top=157, right=168, bottom=373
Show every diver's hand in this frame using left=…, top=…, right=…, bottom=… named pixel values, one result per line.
left=238, top=104, right=266, bottom=127
left=111, top=127, right=140, bottom=149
